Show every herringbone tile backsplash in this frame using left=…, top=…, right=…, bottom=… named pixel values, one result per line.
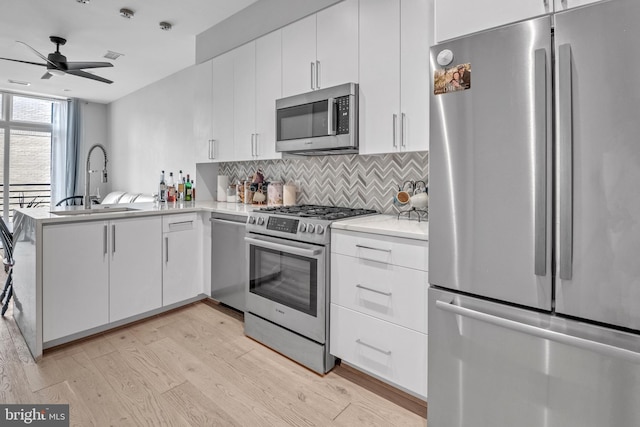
left=218, top=151, right=428, bottom=214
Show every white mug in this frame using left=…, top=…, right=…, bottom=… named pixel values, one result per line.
left=409, top=192, right=428, bottom=209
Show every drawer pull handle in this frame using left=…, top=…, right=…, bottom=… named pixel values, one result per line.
left=356, top=339, right=392, bottom=356
left=355, top=244, right=391, bottom=253
left=356, top=284, right=392, bottom=296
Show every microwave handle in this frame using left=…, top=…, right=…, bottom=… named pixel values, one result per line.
left=327, top=98, right=336, bottom=136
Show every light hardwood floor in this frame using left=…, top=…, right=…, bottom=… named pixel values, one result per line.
left=1, top=301, right=427, bottom=426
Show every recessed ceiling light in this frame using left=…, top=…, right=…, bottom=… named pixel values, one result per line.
left=104, top=50, right=124, bottom=60
left=8, top=79, right=30, bottom=86
left=159, top=21, right=172, bottom=31
left=119, top=8, right=134, bottom=19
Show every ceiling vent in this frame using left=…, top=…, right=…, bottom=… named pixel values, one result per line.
left=119, top=8, right=134, bottom=19
left=104, top=50, right=124, bottom=60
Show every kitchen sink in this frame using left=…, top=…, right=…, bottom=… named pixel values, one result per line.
left=50, top=206, right=140, bottom=216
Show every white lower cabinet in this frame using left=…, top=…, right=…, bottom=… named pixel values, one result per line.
left=162, top=213, right=200, bottom=306
left=43, top=216, right=162, bottom=342
left=330, top=229, right=428, bottom=399
left=43, top=221, right=109, bottom=342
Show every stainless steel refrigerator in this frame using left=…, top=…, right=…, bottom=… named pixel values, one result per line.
left=429, top=1, right=640, bottom=426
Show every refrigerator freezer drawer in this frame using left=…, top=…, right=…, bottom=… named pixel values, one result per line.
left=428, top=287, right=640, bottom=427
left=330, top=304, right=427, bottom=399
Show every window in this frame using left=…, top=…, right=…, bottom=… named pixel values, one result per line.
left=0, top=93, right=61, bottom=221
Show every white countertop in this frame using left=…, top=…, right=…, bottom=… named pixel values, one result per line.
left=14, top=200, right=259, bottom=224
left=331, top=214, right=428, bottom=241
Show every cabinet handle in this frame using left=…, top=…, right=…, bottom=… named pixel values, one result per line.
left=392, top=114, right=398, bottom=147
left=103, top=225, right=107, bottom=256
left=356, top=284, right=392, bottom=297
left=356, top=339, right=392, bottom=356
left=310, top=62, right=316, bottom=90
left=355, top=244, right=391, bottom=253
left=112, top=224, right=116, bottom=254
left=165, top=237, right=169, bottom=263
left=316, top=60, right=321, bottom=89
left=209, top=139, right=216, bottom=159
left=400, top=113, right=406, bottom=148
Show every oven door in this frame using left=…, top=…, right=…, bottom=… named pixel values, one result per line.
left=245, top=233, right=327, bottom=343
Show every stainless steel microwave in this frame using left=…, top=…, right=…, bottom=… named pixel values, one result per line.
left=275, top=83, right=358, bottom=156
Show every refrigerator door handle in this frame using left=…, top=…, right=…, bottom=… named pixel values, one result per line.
left=534, top=48, right=547, bottom=277
left=558, top=43, right=573, bottom=280
left=435, top=300, right=640, bottom=364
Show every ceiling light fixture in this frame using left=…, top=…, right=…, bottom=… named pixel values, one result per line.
left=119, top=8, right=134, bottom=19
left=104, top=50, right=124, bottom=60
left=159, top=21, right=172, bottom=31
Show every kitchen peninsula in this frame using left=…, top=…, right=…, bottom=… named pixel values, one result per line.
left=12, top=201, right=252, bottom=360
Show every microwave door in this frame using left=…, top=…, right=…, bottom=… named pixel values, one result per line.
left=277, top=99, right=331, bottom=141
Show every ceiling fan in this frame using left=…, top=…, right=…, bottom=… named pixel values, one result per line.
left=0, top=36, right=113, bottom=84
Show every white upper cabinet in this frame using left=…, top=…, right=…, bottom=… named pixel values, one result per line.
left=435, top=0, right=551, bottom=42
left=359, top=0, right=432, bottom=155
left=282, top=0, right=359, bottom=97
left=234, top=42, right=257, bottom=161
left=255, top=30, right=283, bottom=160
left=316, top=0, right=359, bottom=90
left=211, top=51, right=235, bottom=162
left=193, top=60, right=213, bottom=164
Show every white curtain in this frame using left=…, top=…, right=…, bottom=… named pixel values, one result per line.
left=51, top=99, right=80, bottom=206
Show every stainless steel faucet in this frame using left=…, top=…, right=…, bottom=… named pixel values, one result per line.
left=84, top=144, right=108, bottom=209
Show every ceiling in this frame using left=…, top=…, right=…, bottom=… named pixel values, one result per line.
left=0, top=0, right=258, bottom=104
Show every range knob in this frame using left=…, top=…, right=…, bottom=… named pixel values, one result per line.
left=307, top=224, right=315, bottom=233
left=299, top=223, right=307, bottom=232
left=257, top=217, right=265, bottom=225
left=316, top=224, right=325, bottom=234
left=248, top=216, right=256, bottom=224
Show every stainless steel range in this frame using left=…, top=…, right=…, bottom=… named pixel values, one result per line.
left=244, top=205, right=377, bottom=374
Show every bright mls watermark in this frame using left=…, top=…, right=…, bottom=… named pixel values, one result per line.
left=1, top=405, right=69, bottom=426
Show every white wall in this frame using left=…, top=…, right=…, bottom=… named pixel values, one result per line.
left=78, top=102, right=110, bottom=200
left=107, top=66, right=200, bottom=196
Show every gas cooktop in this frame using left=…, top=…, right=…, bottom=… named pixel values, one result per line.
left=258, top=204, right=378, bottom=221
left=247, top=204, right=379, bottom=244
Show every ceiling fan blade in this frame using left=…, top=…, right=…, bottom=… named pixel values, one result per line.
left=0, top=57, right=46, bottom=67
left=65, top=61, right=113, bottom=71
left=65, top=69, right=113, bottom=84
left=16, top=41, right=58, bottom=68
left=41, top=72, right=53, bottom=80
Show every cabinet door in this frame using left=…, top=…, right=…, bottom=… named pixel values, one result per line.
left=255, top=30, right=282, bottom=160
left=400, top=0, right=432, bottom=152
left=282, top=14, right=317, bottom=97
left=163, top=214, right=200, bottom=306
left=435, top=0, right=551, bottom=42
left=554, top=0, right=602, bottom=11
left=233, top=42, right=257, bottom=161
left=359, top=0, right=401, bottom=155
left=109, top=217, right=162, bottom=322
left=316, top=0, right=359, bottom=89
left=211, top=51, right=235, bottom=162
left=194, top=60, right=214, bottom=163
left=43, top=222, right=109, bottom=342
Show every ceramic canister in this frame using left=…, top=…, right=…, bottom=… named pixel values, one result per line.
left=268, top=181, right=283, bottom=205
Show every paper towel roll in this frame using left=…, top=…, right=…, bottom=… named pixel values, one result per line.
left=283, top=183, right=296, bottom=206
left=217, top=175, right=229, bottom=202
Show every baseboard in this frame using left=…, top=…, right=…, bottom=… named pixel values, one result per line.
left=332, top=360, right=427, bottom=419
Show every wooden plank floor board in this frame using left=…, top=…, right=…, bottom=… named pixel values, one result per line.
left=1, top=301, right=426, bottom=426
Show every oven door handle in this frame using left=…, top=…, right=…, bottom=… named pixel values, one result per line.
left=244, top=236, right=322, bottom=257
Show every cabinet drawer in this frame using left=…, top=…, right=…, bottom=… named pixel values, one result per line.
left=330, top=304, right=427, bottom=399
left=163, top=212, right=197, bottom=232
left=331, top=253, right=428, bottom=333
left=331, top=229, right=428, bottom=271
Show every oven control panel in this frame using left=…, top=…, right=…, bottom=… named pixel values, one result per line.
left=266, top=216, right=299, bottom=234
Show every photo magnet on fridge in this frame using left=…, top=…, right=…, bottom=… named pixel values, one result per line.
left=434, top=63, right=471, bottom=95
